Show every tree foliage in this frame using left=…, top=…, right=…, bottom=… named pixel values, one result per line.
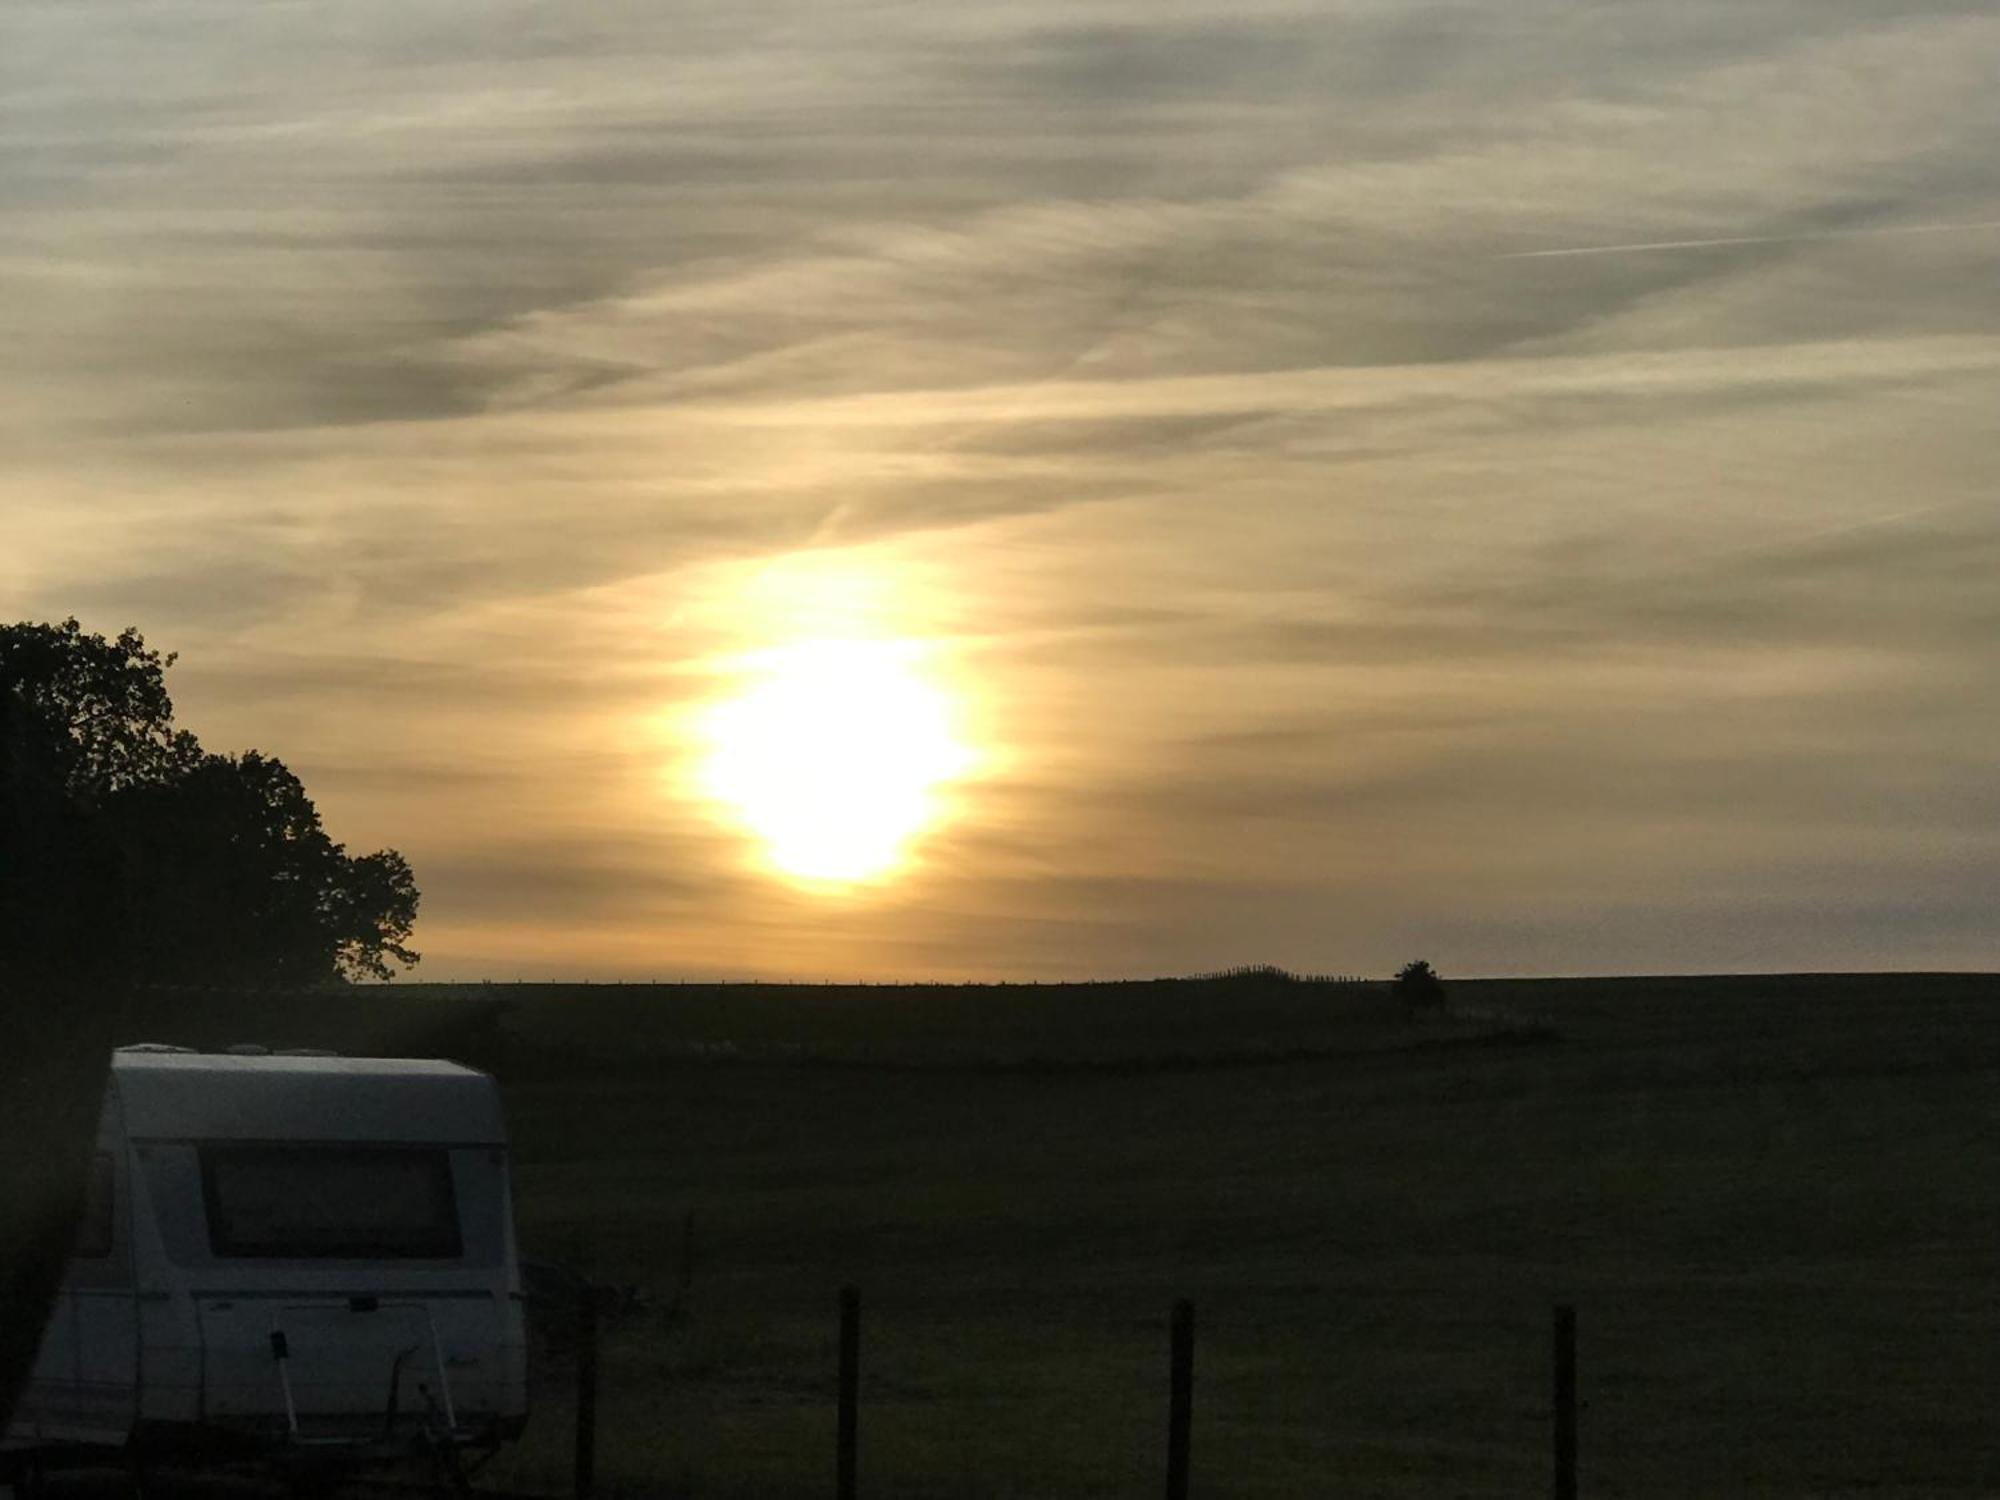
left=0, top=620, right=196, bottom=801
left=1393, top=958, right=1448, bottom=1012
left=1, top=618, right=419, bottom=989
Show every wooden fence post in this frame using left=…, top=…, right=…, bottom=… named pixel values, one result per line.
left=575, top=1283, right=599, bottom=1500
left=838, top=1285, right=861, bottom=1500
left=1167, top=1299, right=1195, bottom=1500
left=1553, top=1304, right=1577, bottom=1500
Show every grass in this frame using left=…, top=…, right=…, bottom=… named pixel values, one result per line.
left=40, top=971, right=2000, bottom=1497
left=385, top=971, right=2000, bottom=1499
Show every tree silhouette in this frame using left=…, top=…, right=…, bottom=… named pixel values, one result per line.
left=1, top=618, right=419, bottom=989
left=1393, top=959, right=1448, bottom=1012
left=116, top=750, right=420, bottom=984
left=0, top=622, right=184, bottom=1428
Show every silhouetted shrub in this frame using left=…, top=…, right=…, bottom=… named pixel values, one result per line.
left=1394, top=959, right=1448, bottom=1013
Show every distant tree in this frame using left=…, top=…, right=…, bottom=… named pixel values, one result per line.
left=1393, top=959, right=1448, bottom=1013
left=1, top=618, right=420, bottom=990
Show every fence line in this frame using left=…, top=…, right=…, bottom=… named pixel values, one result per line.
left=1166, top=1299, right=1196, bottom=1500
left=837, top=1286, right=861, bottom=1500
left=550, top=1294, right=1589, bottom=1500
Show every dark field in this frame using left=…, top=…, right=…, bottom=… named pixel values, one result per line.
left=72, top=973, right=2000, bottom=1496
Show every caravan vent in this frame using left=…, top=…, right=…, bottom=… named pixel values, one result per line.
left=116, top=1043, right=198, bottom=1054
left=224, top=1043, right=271, bottom=1057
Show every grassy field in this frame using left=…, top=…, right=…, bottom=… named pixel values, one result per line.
left=125, top=973, right=2000, bottom=1497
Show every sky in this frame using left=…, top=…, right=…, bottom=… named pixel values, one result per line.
left=4, top=0, right=1998, bottom=982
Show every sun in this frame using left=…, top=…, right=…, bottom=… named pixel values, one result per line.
left=696, top=637, right=975, bottom=885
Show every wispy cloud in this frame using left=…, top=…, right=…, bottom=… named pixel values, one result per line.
left=4, top=0, right=1998, bottom=976
left=1499, top=218, right=2000, bottom=260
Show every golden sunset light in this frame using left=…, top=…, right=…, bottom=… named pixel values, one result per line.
left=674, top=549, right=982, bottom=888
left=695, top=636, right=976, bottom=886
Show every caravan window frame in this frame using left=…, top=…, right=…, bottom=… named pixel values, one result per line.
left=198, top=1143, right=465, bottom=1260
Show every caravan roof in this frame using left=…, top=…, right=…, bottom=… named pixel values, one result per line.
left=110, top=1051, right=506, bottom=1145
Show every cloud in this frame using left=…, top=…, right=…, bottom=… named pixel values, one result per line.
left=4, top=0, right=1999, bottom=976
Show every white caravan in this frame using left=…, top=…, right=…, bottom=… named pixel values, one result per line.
left=4, top=1047, right=528, bottom=1480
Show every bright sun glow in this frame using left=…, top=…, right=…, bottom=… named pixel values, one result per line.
left=697, top=637, right=975, bottom=885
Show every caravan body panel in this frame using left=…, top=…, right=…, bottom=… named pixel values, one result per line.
left=6, top=1051, right=527, bottom=1458
left=12, top=1089, right=139, bottom=1448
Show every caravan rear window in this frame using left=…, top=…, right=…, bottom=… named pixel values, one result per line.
left=199, top=1145, right=463, bottom=1259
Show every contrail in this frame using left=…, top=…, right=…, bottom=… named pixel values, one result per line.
left=1500, top=218, right=2000, bottom=260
